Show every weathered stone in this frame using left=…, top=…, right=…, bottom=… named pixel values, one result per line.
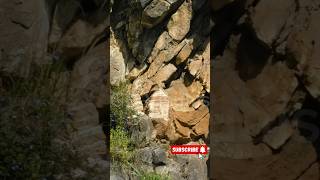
left=131, top=77, right=155, bottom=96
left=110, top=30, right=127, bottom=85
left=153, top=119, right=169, bottom=139
left=126, top=63, right=148, bottom=81
left=68, top=102, right=105, bottom=156
left=191, top=99, right=203, bottom=109
left=154, top=158, right=181, bottom=178
left=57, top=19, right=106, bottom=60
left=212, top=122, right=272, bottom=159
left=167, top=0, right=192, bottom=41
left=166, top=79, right=202, bottom=112
left=173, top=154, right=208, bottom=180
left=143, top=33, right=185, bottom=79
left=250, top=0, right=295, bottom=45
left=148, top=31, right=173, bottom=63
left=136, top=147, right=153, bottom=165
left=173, top=105, right=209, bottom=126
left=164, top=119, right=181, bottom=143
left=244, top=61, right=298, bottom=135
left=214, top=50, right=297, bottom=137
left=192, top=0, right=207, bottom=11
left=142, top=0, right=183, bottom=28
left=152, top=147, right=167, bottom=165
left=131, top=114, right=154, bottom=144
left=287, top=11, right=320, bottom=99
left=198, top=41, right=210, bottom=92
left=193, top=114, right=209, bottom=137
left=146, top=88, right=170, bottom=121
left=176, top=39, right=194, bottom=65
left=174, top=119, right=192, bottom=138
left=188, top=56, right=203, bottom=76
left=213, top=134, right=317, bottom=179
left=139, top=0, right=152, bottom=8
left=263, top=120, right=294, bottom=150
left=0, top=0, right=49, bottom=76
left=152, top=63, right=177, bottom=85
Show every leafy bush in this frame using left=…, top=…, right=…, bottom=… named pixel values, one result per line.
left=110, top=81, right=137, bottom=128
left=110, top=81, right=171, bottom=180
left=110, top=81, right=137, bottom=169
left=110, top=127, right=134, bottom=164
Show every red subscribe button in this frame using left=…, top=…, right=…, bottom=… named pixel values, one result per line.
left=170, top=144, right=208, bottom=155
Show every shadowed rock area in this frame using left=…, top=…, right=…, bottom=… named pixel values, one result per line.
left=0, top=0, right=109, bottom=179
left=211, top=0, right=320, bottom=179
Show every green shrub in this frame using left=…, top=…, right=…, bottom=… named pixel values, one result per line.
left=133, top=170, right=171, bottom=180
left=110, top=127, right=134, bottom=164
left=110, top=82, right=171, bottom=179
left=110, top=81, right=137, bottom=128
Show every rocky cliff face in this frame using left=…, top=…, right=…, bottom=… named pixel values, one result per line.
left=211, top=0, right=320, bottom=179
left=110, top=0, right=211, bottom=179
left=111, top=0, right=211, bottom=144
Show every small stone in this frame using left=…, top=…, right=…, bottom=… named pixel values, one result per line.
left=176, top=39, right=193, bottom=65
left=137, top=147, right=153, bottom=165
left=174, top=119, right=192, bottom=138
left=152, top=148, right=167, bottom=165
left=193, top=113, right=209, bottom=137
left=127, top=63, right=148, bottom=81
left=188, top=57, right=203, bottom=76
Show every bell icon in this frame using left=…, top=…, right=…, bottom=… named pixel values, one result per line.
left=200, top=146, right=206, bottom=154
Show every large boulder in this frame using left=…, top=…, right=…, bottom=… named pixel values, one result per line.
left=166, top=79, right=203, bottom=112
left=250, top=0, right=295, bottom=45
left=167, top=0, right=192, bottom=41
left=142, top=0, right=183, bottom=28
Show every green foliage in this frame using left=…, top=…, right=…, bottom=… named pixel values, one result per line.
left=110, top=81, right=137, bottom=128
left=0, top=63, right=82, bottom=179
left=133, top=170, right=171, bottom=180
left=110, top=81, right=137, bottom=171
left=110, top=82, right=170, bottom=180
left=110, top=127, right=134, bottom=164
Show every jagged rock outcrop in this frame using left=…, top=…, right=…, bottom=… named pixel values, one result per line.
left=112, top=0, right=210, bottom=144
left=111, top=0, right=210, bottom=179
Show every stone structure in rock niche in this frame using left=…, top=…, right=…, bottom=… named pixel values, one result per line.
left=147, top=88, right=170, bottom=121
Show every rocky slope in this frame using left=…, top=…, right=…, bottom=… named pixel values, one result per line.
left=211, top=0, right=320, bottom=179
left=110, top=0, right=211, bottom=179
